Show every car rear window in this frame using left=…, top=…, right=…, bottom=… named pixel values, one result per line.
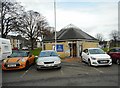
left=110, top=49, right=120, bottom=52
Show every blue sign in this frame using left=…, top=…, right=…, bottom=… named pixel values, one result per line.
left=56, top=44, right=64, bottom=52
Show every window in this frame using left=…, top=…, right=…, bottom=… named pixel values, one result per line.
left=17, top=40, right=19, bottom=43
left=10, top=51, right=28, bottom=57
left=89, top=49, right=105, bottom=54
left=110, top=49, right=120, bottom=52
left=109, top=49, right=116, bottom=52
left=17, top=44, right=19, bottom=47
left=39, top=51, right=58, bottom=57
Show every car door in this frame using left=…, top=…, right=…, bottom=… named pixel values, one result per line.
left=82, top=49, right=89, bottom=62
left=108, top=49, right=115, bottom=59
left=109, top=49, right=120, bottom=59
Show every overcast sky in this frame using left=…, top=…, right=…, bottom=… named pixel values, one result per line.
left=16, top=0, right=119, bottom=40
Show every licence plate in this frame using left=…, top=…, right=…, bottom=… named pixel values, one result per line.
left=100, top=61, right=107, bottom=63
left=7, top=64, right=16, bottom=67
left=45, top=64, right=54, bottom=67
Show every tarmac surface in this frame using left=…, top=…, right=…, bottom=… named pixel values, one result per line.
left=1, top=57, right=120, bottom=86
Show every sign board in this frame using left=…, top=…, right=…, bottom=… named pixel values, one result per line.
left=56, top=44, right=64, bottom=52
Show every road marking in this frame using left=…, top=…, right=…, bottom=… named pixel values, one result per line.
left=20, top=70, right=28, bottom=78
left=60, top=70, right=64, bottom=75
left=93, top=68, right=104, bottom=73
left=20, top=66, right=31, bottom=78
left=85, top=72, right=89, bottom=75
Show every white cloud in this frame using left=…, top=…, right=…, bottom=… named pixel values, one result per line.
left=55, top=2, right=118, bottom=40
left=16, top=0, right=118, bottom=40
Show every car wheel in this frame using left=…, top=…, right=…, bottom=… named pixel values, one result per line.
left=36, top=68, right=39, bottom=71
left=116, top=59, right=120, bottom=65
left=25, top=61, right=29, bottom=70
left=88, top=59, right=91, bottom=66
left=81, top=56, right=85, bottom=63
left=81, top=56, right=83, bottom=62
left=58, top=66, right=61, bottom=69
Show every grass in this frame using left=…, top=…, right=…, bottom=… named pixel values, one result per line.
left=30, top=48, right=42, bottom=56
left=102, top=48, right=113, bottom=52
left=30, top=48, right=42, bottom=62
left=102, top=48, right=109, bottom=52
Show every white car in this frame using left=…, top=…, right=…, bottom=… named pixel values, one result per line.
left=22, top=46, right=28, bottom=50
left=81, top=48, right=112, bottom=66
left=0, top=38, right=12, bottom=60
left=36, top=50, right=61, bottom=70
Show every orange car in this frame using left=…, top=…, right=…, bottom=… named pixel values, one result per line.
left=2, top=51, right=35, bottom=70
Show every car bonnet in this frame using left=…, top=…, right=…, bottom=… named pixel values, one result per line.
left=90, top=54, right=110, bottom=59
left=37, top=56, right=60, bottom=62
left=5, top=57, right=27, bottom=63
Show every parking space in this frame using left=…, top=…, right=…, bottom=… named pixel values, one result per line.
left=1, top=61, right=119, bottom=86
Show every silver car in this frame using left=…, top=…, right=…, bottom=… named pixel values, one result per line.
left=36, top=50, right=61, bottom=70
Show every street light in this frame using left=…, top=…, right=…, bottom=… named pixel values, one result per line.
left=54, top=0, right=57, bottom=51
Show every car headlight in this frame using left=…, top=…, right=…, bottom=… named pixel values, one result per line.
left=37, top=61, right=44, bottom=65
left=3, top=59, right=7, bottom=63
left=54, top=60, right=61, bottom=64
left=91, top=57, right=96, bottom=60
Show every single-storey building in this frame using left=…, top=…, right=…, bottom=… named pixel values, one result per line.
left=43, top=24, right=99, bottom=58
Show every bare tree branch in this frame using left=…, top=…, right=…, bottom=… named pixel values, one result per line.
left=0, top=0, right=24, bottom=38
left=95, top=33, right=104, bottom=42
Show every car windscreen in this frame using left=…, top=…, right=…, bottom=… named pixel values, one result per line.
left=89, top=49, right=105, bottom=54
left=115, top=49, right=120, bottom=52
left=10, top=52, right=28, bottom=57
left=39, top=51, right=58, bottom=57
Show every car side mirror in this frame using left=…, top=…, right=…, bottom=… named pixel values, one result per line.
left=7, top=56, right=10, bottom=58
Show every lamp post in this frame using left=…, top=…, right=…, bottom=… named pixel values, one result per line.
left=54, top=0, right=57, bottom=51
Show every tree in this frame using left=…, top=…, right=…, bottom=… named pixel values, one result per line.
left=95, top=33, right=104, bottom=42
left=110, top=30, right=118, bottom=41
left=109, top=30, right=118, bottom=47
left=18, top=10, right=52, bottom=50
left=0, top=0, right=24, bottom=38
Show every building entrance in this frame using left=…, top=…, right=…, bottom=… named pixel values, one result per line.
left=69, top=42, right=77, bottom=57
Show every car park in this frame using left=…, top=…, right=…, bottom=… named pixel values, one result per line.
left=2, top=51, right=35, bottom=70
left=36, top=50, right=61, bottom=70
left=107, top=47, right=120, bottom=65
left=81, top=48, right=112, bottom=66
